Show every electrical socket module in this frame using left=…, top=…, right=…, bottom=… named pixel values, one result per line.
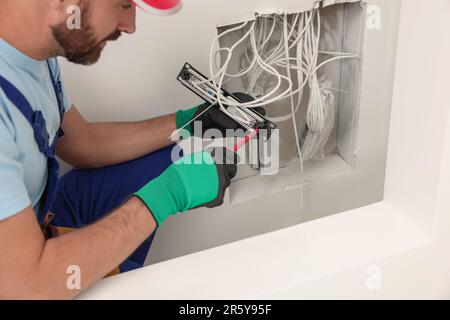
left=177, top=62, right=277, bottom=134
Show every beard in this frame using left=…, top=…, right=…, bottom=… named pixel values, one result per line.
left=51, top=4, right=121, bottom=65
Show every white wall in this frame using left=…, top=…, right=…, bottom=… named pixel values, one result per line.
left=60, top=0, right=401, bottom=265
left=262, top=0, right=450, bottom=298
left=384, top=0, right=450, bottom=234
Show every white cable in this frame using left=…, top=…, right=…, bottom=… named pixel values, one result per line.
left=190, top=6, right=360, bottom=166
left=206, top=26, right=294, bottom=109
left=208, top=12, right=308, bottom=109
left=263, top=10, right=314, bottom=122
left=302, top=80, right=335, bottom=161
left=198, top=19, right=295, bottom=110
left=283, top=13, right=304, bottom=215
left=305, top=9, right=325, bottom=134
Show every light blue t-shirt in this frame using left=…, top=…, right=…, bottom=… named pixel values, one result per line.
left=0, top=39, right=72, bottom=221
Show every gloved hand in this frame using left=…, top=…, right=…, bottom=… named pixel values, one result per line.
left=176, top=92, right=266, bottom=136
left=134, top=148, right=238, bottom=226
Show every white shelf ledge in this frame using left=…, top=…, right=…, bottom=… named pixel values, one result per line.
left=78, top=201, right=430, bottom=299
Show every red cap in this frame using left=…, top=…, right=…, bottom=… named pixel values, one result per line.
left=132, top=0, right=183, bottom=15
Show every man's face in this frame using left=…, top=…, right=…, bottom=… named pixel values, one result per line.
left=51, top=0, right=136, bottom=65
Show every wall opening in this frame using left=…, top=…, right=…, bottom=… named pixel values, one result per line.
left=213, top=2, right=366, bottom=206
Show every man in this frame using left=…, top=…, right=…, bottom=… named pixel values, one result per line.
left=0, top=0, right=249, bottom=299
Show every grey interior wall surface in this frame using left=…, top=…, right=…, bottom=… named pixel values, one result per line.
left=58, top=0, right=401, bottom=266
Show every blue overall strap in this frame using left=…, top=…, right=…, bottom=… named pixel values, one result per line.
left=45, top=59, right=65, bottom=138
left=0, top=74, right=50, bottom=154
left=0, top=75, right=35, bottom=123
left=0, top=64, right=64, bottom=223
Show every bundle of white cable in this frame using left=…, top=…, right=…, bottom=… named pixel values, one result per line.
left=190, top=7, right=358, bottom=164
left=302, top=79, right=335, bottom=161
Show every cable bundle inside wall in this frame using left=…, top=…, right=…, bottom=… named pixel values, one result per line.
left=206, top=7, right=358, bottom=160
left=189, top=3, right=361, bottom=215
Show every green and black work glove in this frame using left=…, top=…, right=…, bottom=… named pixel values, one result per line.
left=176, top=92, right=266, bottom=136
left=134, top=147, right=238, bottom=226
